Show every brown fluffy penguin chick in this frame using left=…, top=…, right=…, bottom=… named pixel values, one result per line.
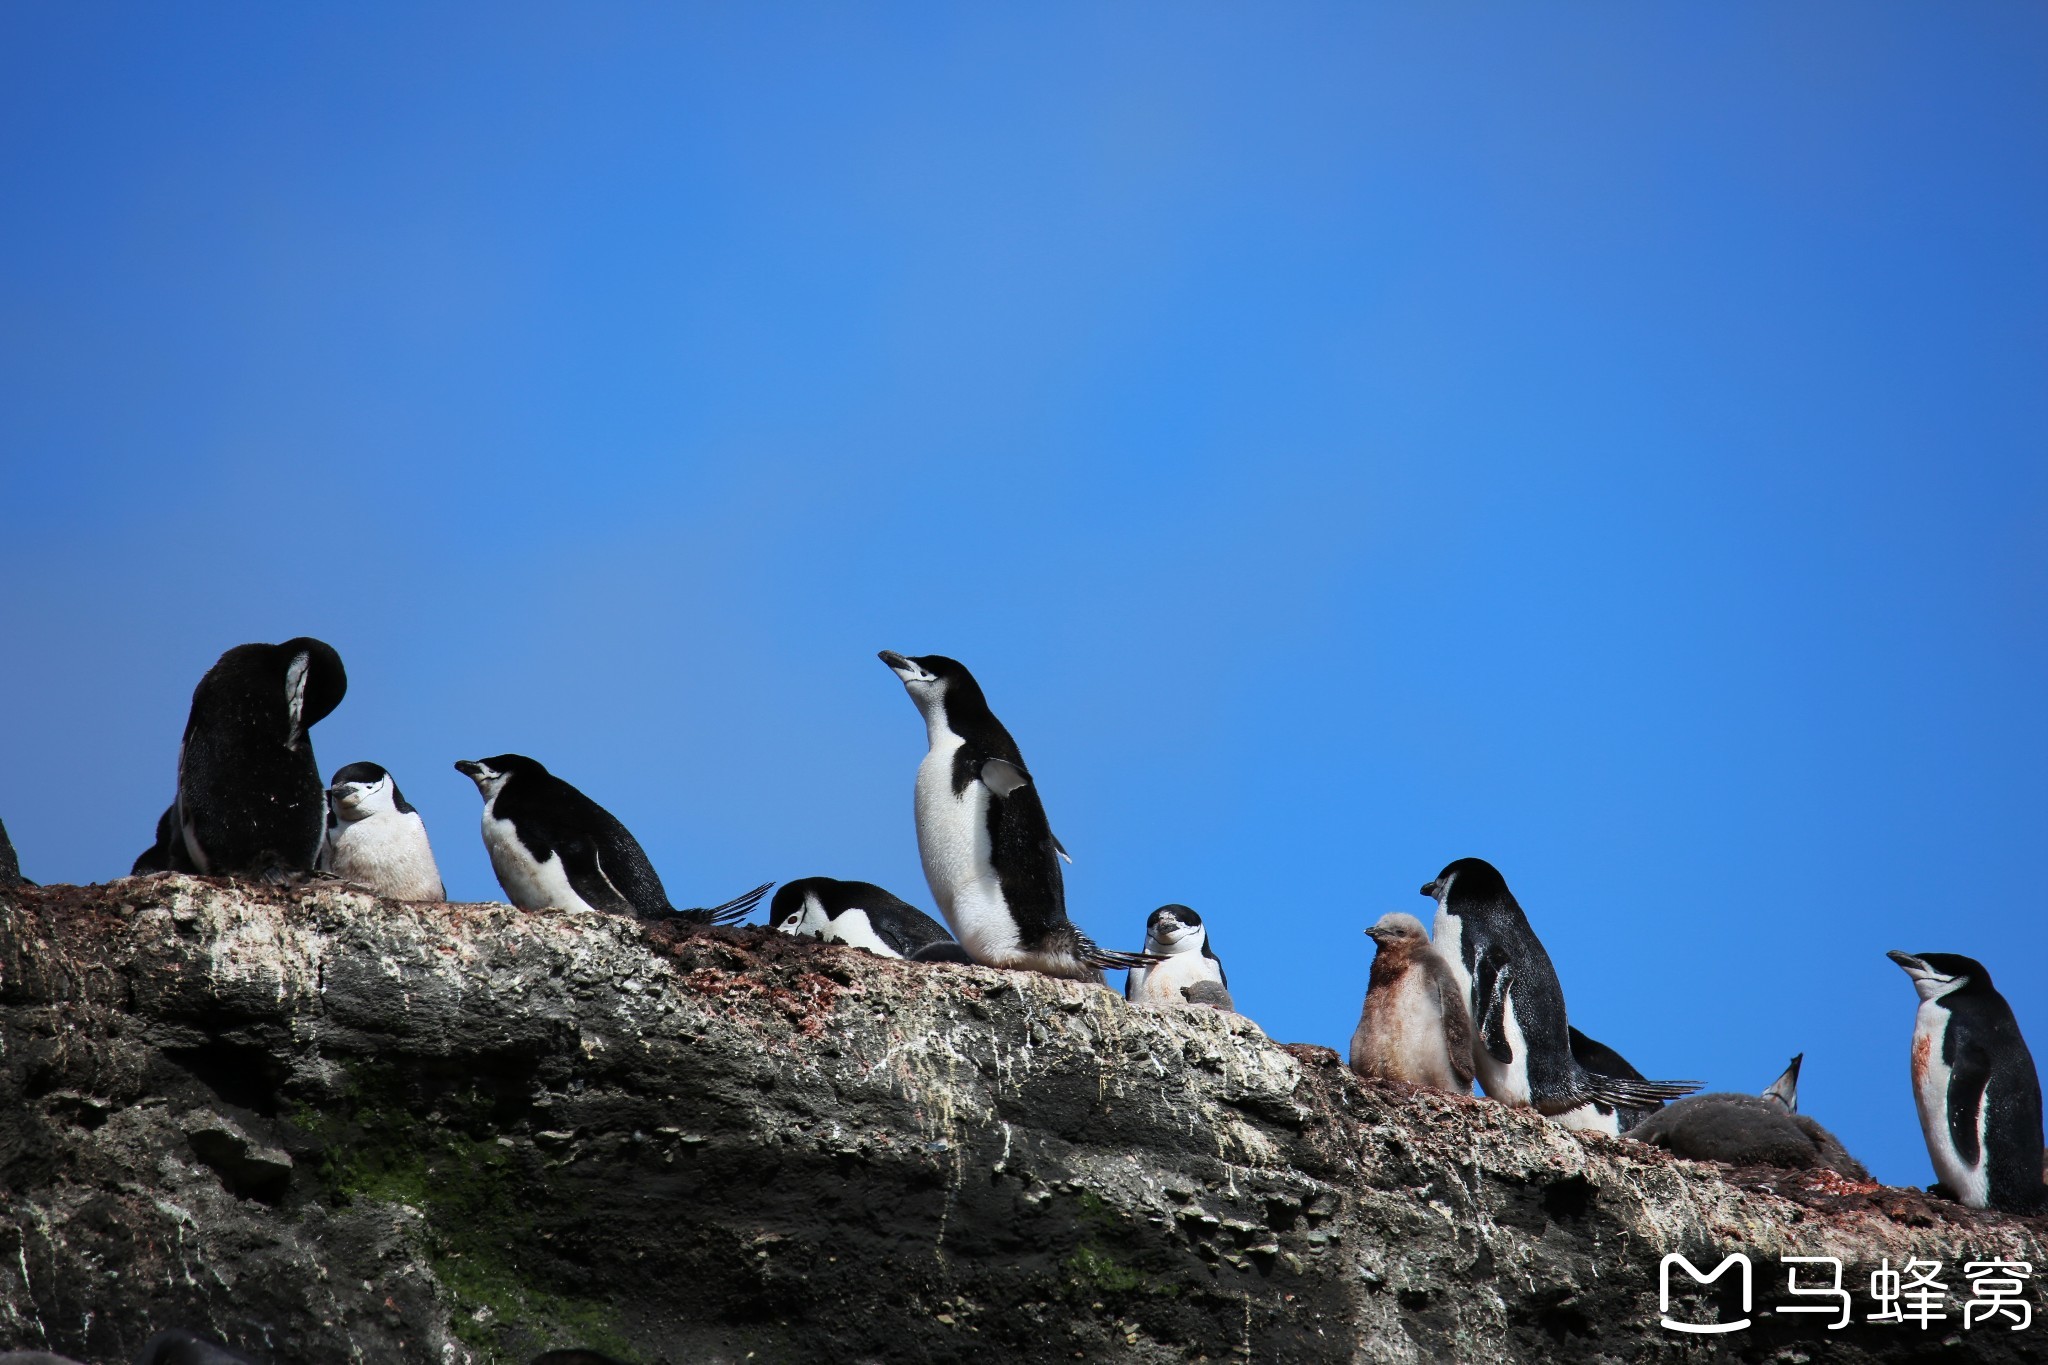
left=1350, top=912, right=1475, bottom=1092
left=1629, top=1093, right=1869, bottom=1179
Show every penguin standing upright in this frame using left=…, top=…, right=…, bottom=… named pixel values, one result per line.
left=878, top=651, right=1152, bottom=983
left=769, top=877, right=970, bottom=961
left=321, top=762, right=445, bottom=901
left=455, top=754, right=768, bottom=923
left=146, top=639, right=348, bottom=878
left=1351, top=912, right=1474, bottom=1093
left=1422, top=857, right=1698, bottom=1127
left=1888, top=950, right=2045, bottom=1213
left=1125, top=905, right=1227, bottom=1005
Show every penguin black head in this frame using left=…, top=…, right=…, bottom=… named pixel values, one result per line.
left=1421, top=857, right=1509, bottom=905
left=1143, top=904, right=1206, bottom=953
left=455, top=754, right=546, bottom=800
left=879, top=650, right=990, bottom=715
left=769, top=878, right=832, bottom=936
left=329, top=761, right=415, bottom=818
left=1888, top=950, right=1992, bottom=1003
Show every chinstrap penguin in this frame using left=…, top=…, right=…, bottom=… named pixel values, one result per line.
left=320, top=762, right=445, bottom=900
left=1125, top=905, right=1228, bottom=1005
left=143, top=638, right=348, bottom=879
left=1888, top=950, right=2045, bottom=1213
left=1568, top=1027, right=1663, bottom=1134
left=1350, top=911, right=1474, bottom=1093
left=769, top=877, right=971, bottom=961
left=1422, top=858, right=1698, bottom=1126
left=455, top=755, right=768, bottom=924
left=1629, top=1091, right=1868, bottom=1180
left=878, top=651, right=1153, bottom=983
left=1761, top=1053, right=1802, bottom=1112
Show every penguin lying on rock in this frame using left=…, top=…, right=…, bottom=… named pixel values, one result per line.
left=455, top=754, right=769, bottom=924
left=1629, top=1091, right=1869, bottom=1179
left=769, top=876, right=973, bottom=962
left=1126, top=905, right=1229, bottom=1005
left=322, top=762, right=445, bottom=901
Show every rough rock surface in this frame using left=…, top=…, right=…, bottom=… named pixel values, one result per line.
left=1, top=877, right=2043, bottom=1364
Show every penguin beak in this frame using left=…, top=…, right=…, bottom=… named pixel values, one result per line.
left=454, top=760, right=483, bottom=779
left=1419, top=879, right=1442, bottom=899
left=878, top=650, right=909, bottom=670
left=1886, top=950, right=1926, bottom=974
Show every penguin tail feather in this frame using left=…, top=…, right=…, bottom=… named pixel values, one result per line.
left=1082, top=946, right=1165, bottom=971
left=675, top=881, right=776, bottom=926
left=1587, top=1075, right=1702, bottom=1107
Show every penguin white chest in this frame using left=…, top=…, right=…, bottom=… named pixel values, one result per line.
left=1912, top=1001, right=1989, bottom=1204
left=821, top=909, right=903, bottom=959
left=1356, top=969, right=1463, bottom=1090
left=912, top=738, right=1015, bottom=958
left=1129, top=949, right=1223, bottom=1005
left=328, top=812, right=444, bottom=901
left=481, top=806, right=597, bottom=914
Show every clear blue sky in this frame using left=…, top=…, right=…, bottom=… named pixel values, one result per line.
left=3, top=5, right=2044, bottom=1191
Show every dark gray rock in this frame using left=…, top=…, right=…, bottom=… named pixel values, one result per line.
left=0, top=876, right=2042, bottom=1363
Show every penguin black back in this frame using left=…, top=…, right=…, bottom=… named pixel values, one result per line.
left=176, top=637, right=347, bottom=876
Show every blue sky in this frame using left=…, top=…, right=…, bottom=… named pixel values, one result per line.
left=3, top=5, right=2044, bottom=1190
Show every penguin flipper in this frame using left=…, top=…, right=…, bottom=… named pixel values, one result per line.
left=1475, top=958, right=1515, bottom=1066
left=1946, top=1037, right=1993, bottom=1169
left=1429, top=959, right=1477, bottom=1089
left=671, top=881, right=775, bottom=926
left=559, top=838, right=637, bottom=917
left=979, top=757, right=1030, bottom=798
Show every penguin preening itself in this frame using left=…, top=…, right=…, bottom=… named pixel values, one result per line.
left=321, top=762, right=445, bottom=901
left=1761, top=1053, right=1802, bottom=1112
left=1422, top=858, right=1699, bottom=1127
left=1350, top=912, right=1474, bottom=1093
left=1888, top=950, right=2046, bottom=1213
left=1568, top=1027, right=1663, bottom=1134
left=1629, top=1091, right=1869, bottom=1180
left=769, top=877, right=972, bottom=962
left=1125, top=905, right=1228, bottom=1005
left=454, top=755, right=769, bottom=924
left=136, top=638, right=348, bottom=879
left=878, top=651, right=1153, bottom=983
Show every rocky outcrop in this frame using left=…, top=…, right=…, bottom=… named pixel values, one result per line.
left=0, top=877, right=2043, bottom=1364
